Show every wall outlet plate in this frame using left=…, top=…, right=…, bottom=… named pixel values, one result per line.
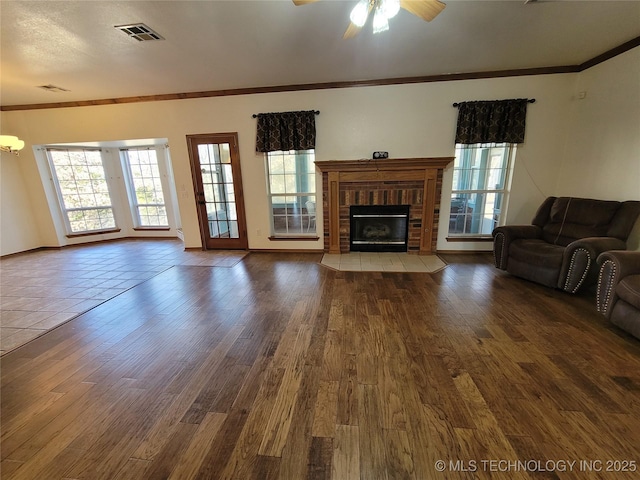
left=373, top=151, right=389, bottom=159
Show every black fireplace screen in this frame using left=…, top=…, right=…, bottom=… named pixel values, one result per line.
left=350, top=205, right=410, bottom=252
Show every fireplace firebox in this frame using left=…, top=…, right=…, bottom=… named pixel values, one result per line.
left=350, top=205, right=410, bottom=252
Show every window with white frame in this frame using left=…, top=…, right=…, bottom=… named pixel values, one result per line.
left=449, top=143, right=515, bottom=237
left=266, top=149, right=316, bottom=236
left=47, top=148, right=116, bottom=234
left=121, top=148, right=168, bottom=227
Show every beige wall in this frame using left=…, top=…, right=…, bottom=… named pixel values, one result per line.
left=0, top=150, right=41, bottom=254
left=557, top=47, right=640, bottom=250
left=1, top=47, right=637, bottom=255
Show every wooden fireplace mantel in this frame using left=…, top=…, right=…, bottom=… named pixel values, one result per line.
left=315, top=157, right=454, bottom=254
left=315, top=157, right=454, bottom=173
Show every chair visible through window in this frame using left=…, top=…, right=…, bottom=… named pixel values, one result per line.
left=305, top=200, right=316, bottom=232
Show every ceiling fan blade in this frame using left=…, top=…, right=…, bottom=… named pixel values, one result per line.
left=343, top=1, right=374, bottom=39
left=292, top=0, right=320, bottom=5
left=343, top=22, right=364, bottom=39
left=399, top=0, right=446, bottom=22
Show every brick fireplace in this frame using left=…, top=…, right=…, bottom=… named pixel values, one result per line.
left=315, top=157, right=454, bottom=254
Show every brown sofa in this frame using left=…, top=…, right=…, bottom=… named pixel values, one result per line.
left=492, top=197, right=640, bottom=293
left=597, top=251, right=640, bottom=340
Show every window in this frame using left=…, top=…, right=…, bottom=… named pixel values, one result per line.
left=449, top=143, right=515, bottom=237
left=266, top=149, right=316, bottom=237
left=122, top=148, right=168, bottom=227
left=40, top=140, right=177, bottom=241
left=47, top=148, right=116, bottom=234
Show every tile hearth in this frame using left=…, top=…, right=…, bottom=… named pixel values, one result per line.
left=320, top=252, right=446, bottom=272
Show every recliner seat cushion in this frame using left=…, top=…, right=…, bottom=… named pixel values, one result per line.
left=506, top=239, right=565, bottom=288
left=509, top=239, right=564, bottom=268
left=616, top=275, right=640, bottom=311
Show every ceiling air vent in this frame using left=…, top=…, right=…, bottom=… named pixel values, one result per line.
left=37, top=84, right=70, bottom=93
left=115, top=23, right=164, bottom=41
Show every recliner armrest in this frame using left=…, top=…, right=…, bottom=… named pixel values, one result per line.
left=493, top=225, right=542, bottom=239
left=492, top=225, right=542, bottom=269
left=597, top=250, right=640, bottom=278
left=596, top=251, right=640, bottom=318
left=559, top=237, right=627, bottom=293
left=566, top=237, right=627, bottom=260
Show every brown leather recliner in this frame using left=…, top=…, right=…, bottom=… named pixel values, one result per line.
left=492, top=197, right=640, bottom=293
left=597, top=251, right=640, bottom=340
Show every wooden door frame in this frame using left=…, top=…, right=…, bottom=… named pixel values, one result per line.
left=186, top=132, right=249, bottom=250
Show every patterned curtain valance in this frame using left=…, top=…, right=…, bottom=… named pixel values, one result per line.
left=455, top=99, right=529, bottom=144
left=255, top=110, right=317, bottom=153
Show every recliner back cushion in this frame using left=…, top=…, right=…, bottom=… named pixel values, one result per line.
left=542, top=197, right=621, bottom=246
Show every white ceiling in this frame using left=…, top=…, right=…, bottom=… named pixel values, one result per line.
left=1, top=0, right=639, bottom=107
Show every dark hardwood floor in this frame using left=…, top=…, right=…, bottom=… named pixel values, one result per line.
left=2, top=251, right=640, bottom=479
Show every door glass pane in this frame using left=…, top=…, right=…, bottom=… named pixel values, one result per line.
left=222, top=164, right=233, bottom=183
left=204, top=184, right=214, bottom=202
left=198, top=143, right=239, bottom=239
left=228, top=220, right=239, bottom=237
left=220, top=144, right=231, bottom=164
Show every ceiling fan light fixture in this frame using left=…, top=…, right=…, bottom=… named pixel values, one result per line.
left=372, top=8, right=390, bottom=34
left=381, top=0, right=400, bottom=19
left=294, top=0, right=446, bottom=39
left=350, top=0, right=369, bottom=27
left=0, top=135, right=25, bottom=155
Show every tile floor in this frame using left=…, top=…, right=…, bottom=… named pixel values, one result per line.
left=0, top=239, right=247, bottom=355
left=320, top=252, right=446, bottom=272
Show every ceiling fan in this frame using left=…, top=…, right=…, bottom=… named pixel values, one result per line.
left=292, top=0, right=446, bottom=39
